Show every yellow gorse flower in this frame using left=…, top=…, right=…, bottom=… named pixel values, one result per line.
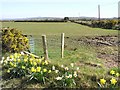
left=100, top=78, right=106, bottom=85
left=110, top=78, right=117, bottom=85
left=110, top=70, right=115, bottom=75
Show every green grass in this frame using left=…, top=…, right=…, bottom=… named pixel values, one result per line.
left=2, top=22, right=118, bottom=36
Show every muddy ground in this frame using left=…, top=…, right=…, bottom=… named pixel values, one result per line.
left=65, top=35, right=119, bottom=68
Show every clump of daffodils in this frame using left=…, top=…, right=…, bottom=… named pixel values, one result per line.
left=98, top=69, right=119, bottom=88
left=2, top=52, right=52, bottom=82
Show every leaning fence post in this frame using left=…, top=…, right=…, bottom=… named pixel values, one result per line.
left=61, top=33, right=65, bottom=58
left=42, top=35, right=49, bottom=60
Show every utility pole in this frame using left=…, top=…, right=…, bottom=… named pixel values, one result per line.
left=98, top=4, right=100, bottom=21
left=118, top=1, right=120, bottom=19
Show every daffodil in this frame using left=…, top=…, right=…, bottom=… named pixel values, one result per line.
left=24, top=59, right=28, bottom=62
left=100, top=78, right=106, bottom=85
left=55, top=70, right=59, bottom=73
left=43, top=68, right=47, bottom=72
left=61, top=65, right=64, bottom=68
left=44, top=60, right=48, bottom=65
left=9, top=62, right=14, bottom=66
left=110, top=78, right=117, bottom=85
left=31, top=67, right=36, bottom=73
left=33, top=62, right=37, bottom=66
left=22, top=66, right=25, bottom=69
left=13, top=64, right=17, bottom=67
left=52, top=65, right=55, bottom=70
left=65, top=67, right=69, bottom=71
left=29, top=58, right=33, bottom=62
left=13, top=59, right=17, bottom=62
left=10, top=55, right=14, bottom=59
left=36, top=67, right=41, bottom=72
left=70, top=63, right=74, bottom=67
left=7, top=69, right=10, bottom=73
left=42, top=62, right=45, bottom=65
left=37, top=59, right=41, bottom=63
left=76, top=67, right=79, bottom=71
left=14, top=53, right=18, bottom=58
left=110, top=70, right=115, bottom=75
left=116, top=73, right=119, bottom=77
left=69, top=74, right=72, bottom=78
left=56, top=77, right=62, bottom=80
left=17, top=59, right=21, bottom=62
left=48, top=70, right=51, bottom=73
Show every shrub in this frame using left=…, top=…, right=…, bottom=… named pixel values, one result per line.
left=2, top=28, right=29, bottom=52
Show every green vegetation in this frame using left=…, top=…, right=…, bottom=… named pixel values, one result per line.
left=2, top=22, right=118, bottom=36
left=2, top=28, right=29, bottom=53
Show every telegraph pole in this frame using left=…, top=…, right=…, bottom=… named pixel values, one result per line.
left=118, top=1, right=120, bottom=19
left=98, top=5, right=100, bottom=21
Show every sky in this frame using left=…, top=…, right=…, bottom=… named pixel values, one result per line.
left=0, top=0, right=120, bottom=19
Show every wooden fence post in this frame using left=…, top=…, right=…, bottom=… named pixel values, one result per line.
left=61, top=33, right=65, bottom=58
left=42, top=35, right=49, bottom=60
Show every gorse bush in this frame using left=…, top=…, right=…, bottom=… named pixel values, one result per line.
left=2, top=28, right=29, bottom=52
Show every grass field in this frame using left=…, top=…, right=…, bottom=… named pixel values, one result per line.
left=1, top=22, right=119, bottom=88
left=2, top=22, right=118, bottom=36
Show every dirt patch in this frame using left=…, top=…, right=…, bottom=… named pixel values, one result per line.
left=77, top=35, right=119, bottom=68
left=77, top=35, right=118, bottom=47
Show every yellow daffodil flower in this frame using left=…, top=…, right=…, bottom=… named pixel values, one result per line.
left=36, top=67, right=41, bottom=72
left=110, top=78, right=117, bottom=85
left=33, top=62, right=37, bottom=66
left=7, top=69, right=10, bottom=73
left=24, top=59, right=28, bottom=62
left=100, top=78, right=106, bottom=85
left=14, top=53, right=18, bottom=58
left=31, top=67, right=36, bottom=73
left=9, top=62, right=14, bottom=66
left=14, top=59, right=17, bottom=62
left=13, top=64, right=17, bottom=67
left=110, top=70, right=115, bottom=75
left=10, top=55, right=14, bottom=59
left=116, top=73, right=119, bottom=77
left=17, top=59, right=21, bottom=62
left=37, top=59, right=41, bottom=63
left=48, top=70, right=51, bottom=73
left=42, top=62, right=45, bottom=65
left=29, top=58, right=33, bottom=62
left=22, top=66, right=25, bottom=69
left=44, top=60, right=48, bottom=65
left=43, top=68, right=47, bottom=72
